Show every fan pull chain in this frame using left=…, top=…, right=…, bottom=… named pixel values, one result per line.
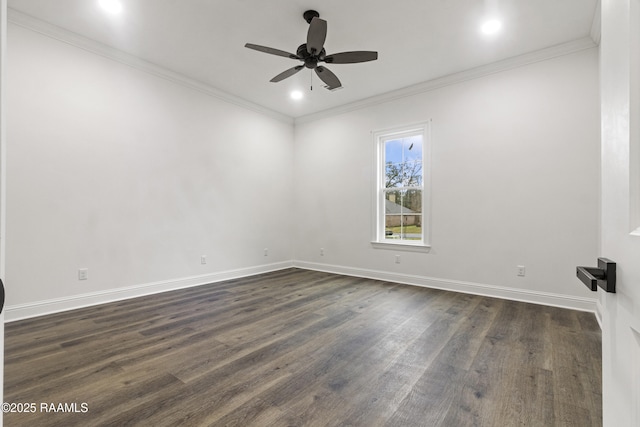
left=310, top=71, right=313, bottom=91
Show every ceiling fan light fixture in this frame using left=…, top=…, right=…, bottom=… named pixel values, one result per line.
left=99, top=0, right=123, bottom=15
left=290, top=90, right=304, bottom=100
left=481, top=19, right=502, bottom=35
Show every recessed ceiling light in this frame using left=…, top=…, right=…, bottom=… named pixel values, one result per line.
left=99, top=0, right=123, bottom=14
left=290, top=90, right=304, bottom=100
left=481, top=19, right=502, bottom=35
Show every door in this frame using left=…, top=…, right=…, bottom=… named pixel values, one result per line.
left=600, top=0, right=640, bottom=425
left=0, top=1, right=6, bottom=426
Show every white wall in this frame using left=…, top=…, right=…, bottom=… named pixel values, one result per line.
left=293, top=48, right=600, bottom=308
left=5, top=20, right=601, bottom=320
left=5, top=24, right=294, bottom=315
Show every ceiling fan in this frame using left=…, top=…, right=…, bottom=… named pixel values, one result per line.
left=245, top=10, right=378, bottom=90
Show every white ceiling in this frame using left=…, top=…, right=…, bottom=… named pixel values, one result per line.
left=7, top=0, right=599, bottom=119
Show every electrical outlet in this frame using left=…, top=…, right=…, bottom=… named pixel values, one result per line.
left=320, top=248, right=324, bottom=256
left=78, top=268, right=88, bottom=280
left=201, top=255, right=207, bottom=265
left=517, top=265, right=526, bottom=277
left=264, top=248, right=268, bottom=256
left=395, top=255, right=401, bottom=264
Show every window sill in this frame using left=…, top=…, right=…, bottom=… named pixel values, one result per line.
left=370, top=241, right=431, bottom=253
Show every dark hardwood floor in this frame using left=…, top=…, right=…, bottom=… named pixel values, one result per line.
left=4, top=268, right=602, bottom=426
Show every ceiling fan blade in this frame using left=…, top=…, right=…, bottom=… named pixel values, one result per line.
left=306, top=17, right=327, bottom=54
left=245, top=43, right=300, bottom=60
left=270, top=65, right=304, bottom=83
left=315, top=66, right=341, bottom=89
left=324, top=51, right=378, bottom=64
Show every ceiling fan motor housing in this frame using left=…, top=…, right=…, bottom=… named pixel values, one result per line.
left=297, top=44, right=326, bottom=68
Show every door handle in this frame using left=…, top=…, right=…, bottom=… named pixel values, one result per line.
left=0, top=278, right=4, bottom=314
left=576, top=258, right=616, bottom=293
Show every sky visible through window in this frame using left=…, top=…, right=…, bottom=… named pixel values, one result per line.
left=385, top=135, right=423, bottom=165
left=385, top=135, right=423, bottom=189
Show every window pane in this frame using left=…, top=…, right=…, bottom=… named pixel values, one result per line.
left=384, top=214, right=422, bottom=240
left=398, top=216, right=422, bottom=240
left=400, top=189, right=422, bottom=240
left=403, top=135, right=423, bottom=187
left=385, top=139, right=404, bottom=188
left=402, top=189, right=422, bottom=214
left=385, top=190, right=402, bottom=210
left=384, top=190, right=422, bottom=241
left=384, top=136, right=423, bottom=188
left=385, top=190, right=401, bottom=239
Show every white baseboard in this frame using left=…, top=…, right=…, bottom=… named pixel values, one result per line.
left=293, top=260, right=598, bottom=313
left=4, top=261, right=294, bottom=322
left=595, top=298, right=604, bottom=329
left=6, top=259, right=598, bottom=322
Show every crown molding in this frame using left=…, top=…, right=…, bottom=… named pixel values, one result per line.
left=7, top=8, right=294, bottom=125
left=295, top=36, right=598, bottom=125
left=8, top=8, right=598, bottom=128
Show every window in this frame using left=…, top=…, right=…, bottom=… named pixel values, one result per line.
left=372, top=122, right=431, bottom=250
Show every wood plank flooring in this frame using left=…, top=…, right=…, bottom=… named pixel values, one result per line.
left=4, top=268, right=602, bottom=426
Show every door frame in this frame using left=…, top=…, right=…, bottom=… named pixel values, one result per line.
left=0, top=0, right=8, bottom=425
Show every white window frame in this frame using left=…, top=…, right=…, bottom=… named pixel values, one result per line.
left=371, top=121, right=431, bottom=252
